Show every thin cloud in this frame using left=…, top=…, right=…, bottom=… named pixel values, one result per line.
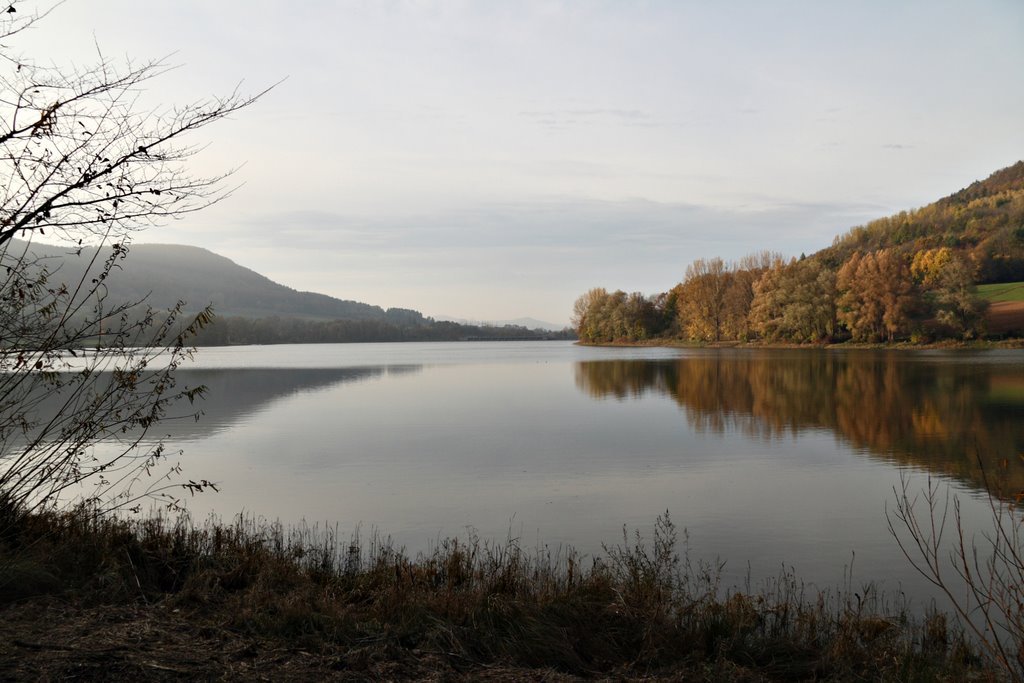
left=518, top=108, right=660, bottom=129
left=227, top=196, right=885, bottom=255
left=155, top=195, right=901, bottom=324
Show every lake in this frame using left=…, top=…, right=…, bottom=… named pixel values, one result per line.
left=128, top=341, right=1024, bottom=609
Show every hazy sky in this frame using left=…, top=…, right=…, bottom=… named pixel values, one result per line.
left=16, top=1, right=1024, bottom=325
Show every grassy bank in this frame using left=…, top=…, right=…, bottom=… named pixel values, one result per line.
left=0, top=504, right=995, bottom=681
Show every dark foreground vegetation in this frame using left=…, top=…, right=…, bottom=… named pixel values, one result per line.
left=0, top=504, right=997, bottom=682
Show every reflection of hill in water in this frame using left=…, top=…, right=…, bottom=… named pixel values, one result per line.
left=159, top=365, right=423, bottom=441
left=12, top=365, right=423, bottom=447
left=574, top=350, right=1024, bottom=496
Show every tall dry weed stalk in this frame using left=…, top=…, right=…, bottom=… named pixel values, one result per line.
left=889, top=467, right=1024, bottom=681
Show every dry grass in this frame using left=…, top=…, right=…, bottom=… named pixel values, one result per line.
left=0, top=500, right=999, bottom=681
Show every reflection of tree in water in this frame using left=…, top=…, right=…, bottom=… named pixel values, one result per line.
left=574, top=351, right=1024, bottom=496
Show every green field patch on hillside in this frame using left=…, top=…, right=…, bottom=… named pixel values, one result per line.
left=976, top=281, right=1024, bottom=302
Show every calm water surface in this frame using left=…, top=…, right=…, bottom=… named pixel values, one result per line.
left=143, top=341, right=1024, bottom=607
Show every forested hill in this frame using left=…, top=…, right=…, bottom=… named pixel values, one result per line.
left=573, top=161, right=1024, bottom=345
left=13, top=240, right=422, bottom=324
left=822, top=160, right=1024, bottom=281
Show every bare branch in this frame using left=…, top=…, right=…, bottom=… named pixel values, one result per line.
left=0, top=4, right=264, bottom=515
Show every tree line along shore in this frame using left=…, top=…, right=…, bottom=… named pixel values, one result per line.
left=573, top=162, right=1024, bottom=345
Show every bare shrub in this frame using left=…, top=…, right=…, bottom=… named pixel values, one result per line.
left=0, top=3, right=263, bottom=515
left=889, top=470, right=1024, bottom=681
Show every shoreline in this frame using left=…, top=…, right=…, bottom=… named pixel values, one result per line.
left=0, top=506, right=1000, bottom=681
left=576, top=337, right=1024, bottom=351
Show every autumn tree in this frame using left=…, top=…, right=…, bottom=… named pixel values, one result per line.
left=0, top=5, right=262, bottom=513
left=910, top=247, right=955, bottom=288
left=572, top=287, right=608, bottom=342
left=836, top=250, right=917, bottom=342
left=572, top=288, right=665, bottom=343
left=664, top=283, right=686, bottom=337
left=622, top=291, right=660, bottom=340
left=676, top=258, right=732, bottom=342
left=932, top=254, right=988, bottom=337
left=912, top=248, right=987, bottom=338
left=599, top=290, right=629, bottom=340
left=649, top=290, right=680, bottom=337
left=749, top=257, right=837, bottom=342
left=721, top=251, right=780, bottom=341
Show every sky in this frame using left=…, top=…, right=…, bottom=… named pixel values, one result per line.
left=14, top=0, right=1024, bottom=326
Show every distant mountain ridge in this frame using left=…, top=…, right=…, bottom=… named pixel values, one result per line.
left=13, top=240, right=427, bottom=324
left=437, top=315, right=566, bottom=331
